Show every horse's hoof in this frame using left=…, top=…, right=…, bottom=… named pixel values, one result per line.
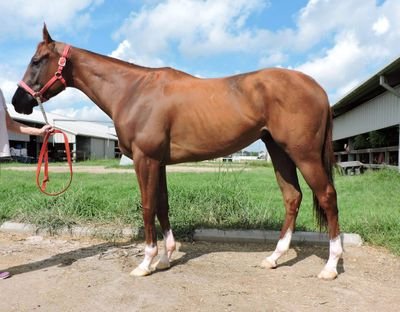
left=317, top=269, right=338, bottom=280
left=261, top=257, right=277, bottom=269
left=130, top=266, right=151, bottom=277
left=155, top=259, right=170, bottom=271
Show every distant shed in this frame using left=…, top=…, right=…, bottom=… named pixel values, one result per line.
left=7, top=104, right=118, bottom=162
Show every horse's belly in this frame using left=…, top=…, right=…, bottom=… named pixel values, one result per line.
left=168, top=125, right=262, bottom=164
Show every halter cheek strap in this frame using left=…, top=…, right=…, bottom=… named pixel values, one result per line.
left=18, top=44, right=71, bottom=102
left=17, top=44, right=74, bottom=196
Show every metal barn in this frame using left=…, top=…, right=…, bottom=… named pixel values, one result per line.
left=332, top=57, right=400, bottom=171
left=6, top=105, right=118, bottom=162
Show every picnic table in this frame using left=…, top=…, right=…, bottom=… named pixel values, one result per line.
left=336, top=161, right=367, bottom=175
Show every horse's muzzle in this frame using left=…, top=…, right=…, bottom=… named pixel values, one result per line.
left=11, top=87, right=37, bottom=115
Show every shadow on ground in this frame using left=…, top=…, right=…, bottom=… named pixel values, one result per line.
left=5, top=238, right=344, bottom=277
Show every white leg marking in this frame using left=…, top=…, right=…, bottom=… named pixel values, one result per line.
left=156, top=229, right=176, bottom=270
left=130, top=244, right=158, bottom=277
left=318, top=235, right=343, bottom=280
left=262, top=229, right=293, bottom=269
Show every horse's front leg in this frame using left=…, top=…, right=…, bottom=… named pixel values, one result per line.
left=130, top=152, right=160, bottom=277
left=155, top=165, right=176, bottom=270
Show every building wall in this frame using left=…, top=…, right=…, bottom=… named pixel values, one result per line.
left=52, top=132, right=76, bottom=144
left=76, top=136, right=91, bottom=160
left=7, top=115, right=118, bottom=161
left=105, top=139, right=116, bottom=159
left=8, top=132, right=30, bottom=142
left=90, top=137, right=115, bottom=159
left=333, top=88, right=400, bottom=140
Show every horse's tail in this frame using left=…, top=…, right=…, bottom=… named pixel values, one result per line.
left=313, top=107, right=335, bottom=230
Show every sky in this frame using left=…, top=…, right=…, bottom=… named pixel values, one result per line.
left=0, top=0, right=399, bottom=152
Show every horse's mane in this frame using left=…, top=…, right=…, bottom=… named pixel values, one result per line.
left=74, top=44, right=195, bottom=78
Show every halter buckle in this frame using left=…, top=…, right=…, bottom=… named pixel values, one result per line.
left=58, top=57, right=66, bottom=67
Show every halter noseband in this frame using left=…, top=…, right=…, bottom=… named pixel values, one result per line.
left=18, top=44, right=71, bottom=103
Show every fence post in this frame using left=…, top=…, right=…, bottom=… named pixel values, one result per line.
left=398, top=125, right=400, bottom=171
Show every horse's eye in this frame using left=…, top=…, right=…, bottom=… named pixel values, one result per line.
left=31, top=58, right=41, bottom=66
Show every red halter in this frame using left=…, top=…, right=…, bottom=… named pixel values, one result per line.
left=36, top=129, right=73, bottom=196
left=18, top=45, right=71, bottom=102
left=17, top=44, right=74, bottom=196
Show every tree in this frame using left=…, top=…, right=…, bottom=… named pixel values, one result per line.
left=353, top=134, right=368, bottom=149
left=369, top=130, right=387, bottom=148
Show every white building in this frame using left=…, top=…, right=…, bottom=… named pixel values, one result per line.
left=7, top=104, right=118, bottom=162
left=332, top=57, right=400, bottom=171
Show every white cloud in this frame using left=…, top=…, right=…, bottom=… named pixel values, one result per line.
left=332, top=79, right=361, bottom=102
left=112, top=0, right=268, bottom=62
left=45, top=88, right=111, bottom=121
left=0, top=0, right=103, bottom=41
left=110, top=40, right=165, bottom=68
left=372, top=16, right=390, bottom=35
left=0, top=65, right=21, bottom=102
left=296, top=32, right=364, bottom=94
left=292, top=0, right=400, bottom=102
left=259, top=52, right=287, bottom=68
left=295, top=0, right=379, bottom=50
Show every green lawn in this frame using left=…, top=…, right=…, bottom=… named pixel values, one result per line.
left=0, top=162, right=399, bottom=254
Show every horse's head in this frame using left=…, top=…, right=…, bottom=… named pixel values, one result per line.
left=12, top=25, right=71, bottom=114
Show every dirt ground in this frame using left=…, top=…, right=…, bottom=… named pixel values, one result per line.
left=0, top=232, right=399, bottom=312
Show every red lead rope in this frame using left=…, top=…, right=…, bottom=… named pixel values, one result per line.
left=36, top=129, right=73, bottom=196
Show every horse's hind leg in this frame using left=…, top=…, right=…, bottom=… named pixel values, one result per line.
left=295, top=159, right=343, bottom=280
left=261, top=134, right=302, bottom=269
left=155, top=165, right=176, bottom=270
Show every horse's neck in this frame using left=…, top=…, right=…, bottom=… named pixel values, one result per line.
left=70, top=47, right=149, bottom=119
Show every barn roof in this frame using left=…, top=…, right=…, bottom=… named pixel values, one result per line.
left=7, top=104, right=117, bottom=141
left=332, top=56, right=400, bottom=117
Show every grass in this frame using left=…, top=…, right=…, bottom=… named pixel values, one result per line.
left=0, top=158, right=122, bottom=168
left=0, top=161, right=399, bottom=255
left=334, top=169, right=400, bottom=254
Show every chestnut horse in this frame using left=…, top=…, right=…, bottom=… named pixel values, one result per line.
left=12, top=26, right=342, bottom=280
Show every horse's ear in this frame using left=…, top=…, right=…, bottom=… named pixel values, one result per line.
left=43, top=23, right=54, bottom=44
